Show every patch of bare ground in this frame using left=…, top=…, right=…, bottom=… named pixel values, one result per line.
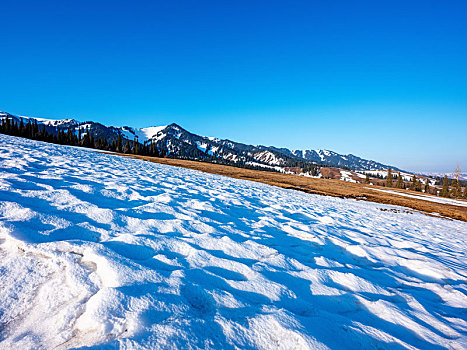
left=108, top=153, right=467, bottom=222
left=319, top=167, right=342, bottom=179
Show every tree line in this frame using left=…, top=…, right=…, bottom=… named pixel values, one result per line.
left=364, top=168, right=467, bottom=199
left=0, top=116, right=163, bottom=157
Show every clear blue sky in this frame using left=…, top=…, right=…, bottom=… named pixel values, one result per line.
left=1, top=0, right=466, bottom=172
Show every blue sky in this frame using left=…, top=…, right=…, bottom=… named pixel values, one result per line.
left=1, top=0, right=466, bottom=172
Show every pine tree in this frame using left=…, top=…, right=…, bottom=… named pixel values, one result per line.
left=33, top=120, right=38, bottom=137
left=440, top=176, right=450, bottom=197
left=117, top=134, right=123, bottom=153
left=19, top=118, right=24, bottom=136
left=5, top=117, right=11, bottom=133
left=395, top=172, right=404, bottom=189
left=97, top=137, right=104, bottom=149
left=451, top=179, right=461, bottom=198
left=10, top=120, right=17, bottom=135
left=410, top=175, right=417, bottom=191
left=67, top=129, right=74, bottom=145
left=133, top=138, right=138, bottom=154
left=124, top=141, right=130, bottom=153
left=385, top=168, right=393, bottom=187
left=40, top=125, right=46, bottom=139
left=415, top=179, right=422, bottom=192
left=365, top=174, right=370, bottom=184
left=82, top=127, right=90, bottom=147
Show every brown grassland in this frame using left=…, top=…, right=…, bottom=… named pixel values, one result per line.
left=112, top=153, right=467, bottom=223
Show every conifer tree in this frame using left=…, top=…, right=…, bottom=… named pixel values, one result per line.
left=33, top=120, right=38, bottom=137
left=67, top=129, right=72, bottom=144
left=415, top=179, right=422, bottom=192
left=97, top=137, right=104, bottom=149
left=410, top=175, right=417, bottom=191
left=440, top=176, right=450, bottom=197
left=451, top=179, right=461, bottom=198
left=117, top=134, right=123, bottom=153
left=82, top=127, right=90, bottom=147
left=26, top=120, right=32, bottom=137
left=395, top=172, right=404, bottom=189
left=385, top=168, right=393, bottom=187
left=124, top=141, right=130, bottom=153
left=19, top=118, right=24, bottom=135
left=5, top=117, right=11, bottom=133
left=365, top=174, right=370, bottom=184
left=133, top=138, right=138, bottom=154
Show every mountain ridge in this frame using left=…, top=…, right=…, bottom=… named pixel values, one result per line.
left=0, top=110, right=403, bottom=173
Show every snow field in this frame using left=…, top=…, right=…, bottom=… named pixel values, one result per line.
left=0, top=134, right=466, bottom=349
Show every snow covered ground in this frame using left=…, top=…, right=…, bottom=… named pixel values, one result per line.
left=0, top=134, right=466, bottom=350
left=339, top=170, right=358, bottom=183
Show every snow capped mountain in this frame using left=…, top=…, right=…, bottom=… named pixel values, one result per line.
left=253, top=150, right=285, bottom=166
left=116, top=124, right=170, bottom=142
left=286, top=149, right=400, bottom=171
left=0, top=110, right=402, bottom=173
left=0, top=111, right=77, bottom=128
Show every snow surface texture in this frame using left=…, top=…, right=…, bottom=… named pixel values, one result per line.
left=0, top=134, right=466, bottom=350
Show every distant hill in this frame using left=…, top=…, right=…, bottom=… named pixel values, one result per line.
left=0, top=111, right=402, bottom=174
left=423, top=171, right=467, bottom=182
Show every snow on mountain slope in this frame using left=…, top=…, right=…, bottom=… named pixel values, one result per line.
left=195, top=141, right=213, bottom=155
left=289, top=149, right=400, bottom=171
left=1, top=111, right=402, bottom=172
left=116, top=125, right=169, bottom=142
left=0, top=134, right=466, bottom=349
left=0, top=111, right=77, bottom=128
left=140, top=125, right=168, bottom=140
left=32, top=117, right=77, bottom=127
left=253, top=150, right=285, bottom=166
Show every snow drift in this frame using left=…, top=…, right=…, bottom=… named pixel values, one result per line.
left=0, top=134, right=466, bottom=349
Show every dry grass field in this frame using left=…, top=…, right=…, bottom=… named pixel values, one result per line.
left=114, top=153, right=467, bottom=222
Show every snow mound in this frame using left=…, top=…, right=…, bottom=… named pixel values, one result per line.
left=0, top=134, right=466, bottom=349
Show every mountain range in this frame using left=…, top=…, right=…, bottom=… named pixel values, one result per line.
left=0, top=111, right=402, bottom=174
